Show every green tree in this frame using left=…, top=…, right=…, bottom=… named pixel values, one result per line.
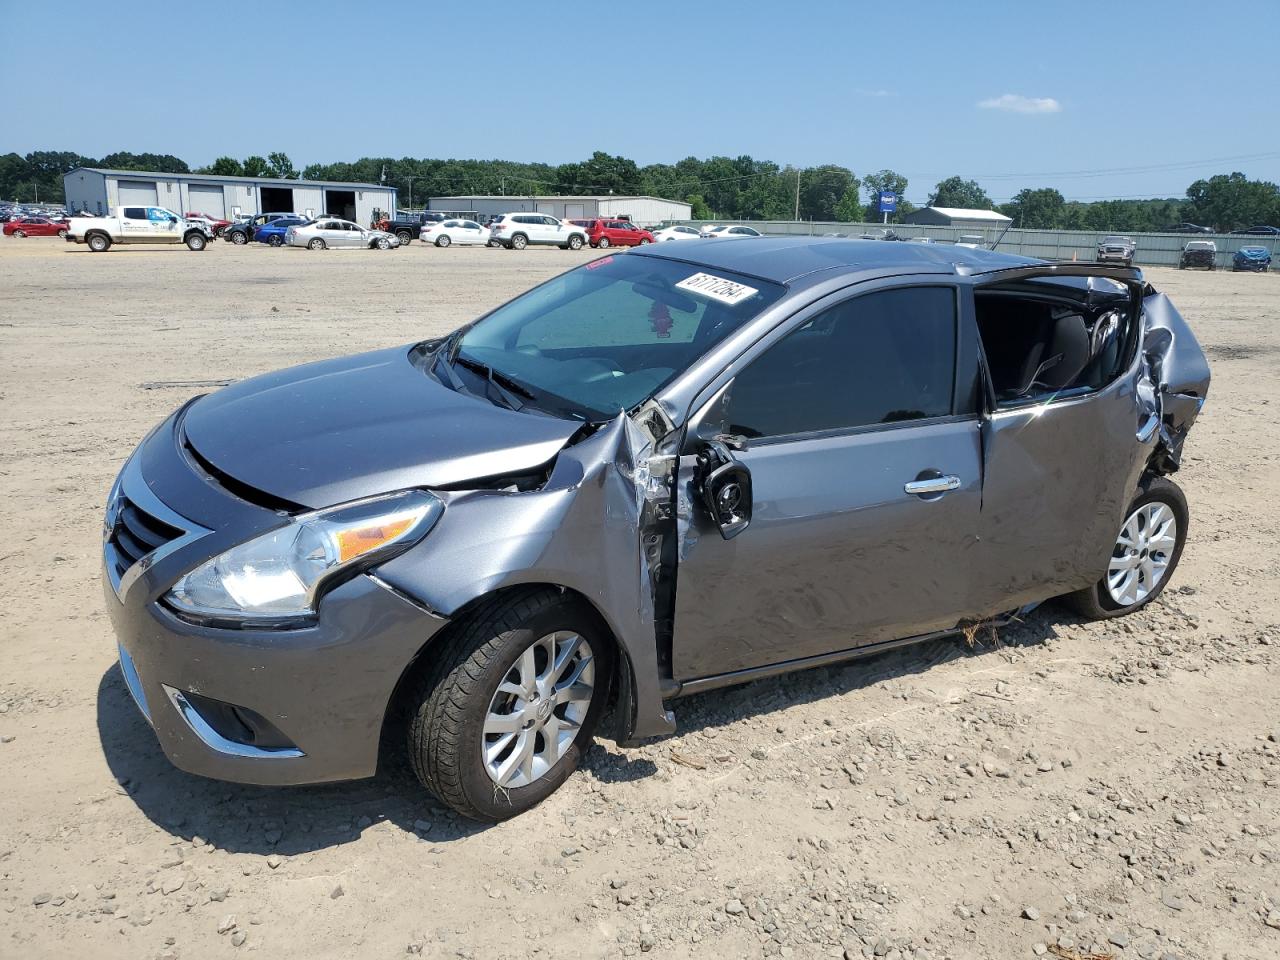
left=685, top=193, right=711, bottom=219
left=928, top=176, right=991, bottom=209
left=999, top=187, right=1067, bottom=228
left=201, top=156, right=244, bottom=176
left=834, top=184, right=862, bottom=222
left=266, top=152, right=298, bottom=179
left=241, top=155, right=270, bottom=178
left=1182, top=172, right=1280, bottom=231
left=98, top=152, right=188, bottom=173
left=799, top=164, right=856, bottom=220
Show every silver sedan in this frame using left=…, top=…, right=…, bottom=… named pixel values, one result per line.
left=285, top=218, right=401, bottom=250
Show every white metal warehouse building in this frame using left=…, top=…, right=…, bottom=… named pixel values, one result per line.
left=427, top=195, right=691, bottom=225
left=901, top=206, right=1013, bottom=230
left=62, top=168, right=398, bottom=225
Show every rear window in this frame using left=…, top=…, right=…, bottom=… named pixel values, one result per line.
left=122, top=207, right=146, bottom=220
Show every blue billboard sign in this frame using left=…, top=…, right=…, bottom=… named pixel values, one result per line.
left=878, top=190, right=897, bottom=214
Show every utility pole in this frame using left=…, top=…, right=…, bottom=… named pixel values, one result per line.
left=793, top=168, right=800, bottom=221
left=500, top=176, right=505, bottom=197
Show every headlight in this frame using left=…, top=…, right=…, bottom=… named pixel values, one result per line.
left=166, top=490, right=442, bottom=623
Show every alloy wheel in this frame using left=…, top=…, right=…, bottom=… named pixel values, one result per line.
left=1107, top=502, right=1177, bottom=606
left=482, top=631, right=595, bottom=789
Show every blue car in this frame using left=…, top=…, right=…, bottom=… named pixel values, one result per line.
left=1232, top=246, right=1272, bottom=272
left=253, top=216, right=308, bottom=246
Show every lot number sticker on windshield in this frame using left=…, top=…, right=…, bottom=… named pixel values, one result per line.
left=675, top=272, right=758, bottom=305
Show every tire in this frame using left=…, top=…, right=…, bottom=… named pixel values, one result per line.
left=375, top=237, right=391, bottom=250
left=567, top=234, right=584, bottom=251
left=308, top=238, right=326, bottom=250
left=436, top=235, right=451, bottom=248
left=396, top=230, right=413, bottom=245
left=639, top=238, right=651, bottom=245
left=268, top=235, right=283, bottom=247
left=1063, top=476, right=1188, bottom=620
left=230, top=230, right=248, bottom=245
left=406, top=587, right=614, bottom=822
left=57, top=229, right=68, bottom=238
left=597, top=236, right=610, bottom=249
left=185, top=232, right=207, bottom=251
left=487, top=240, right=499, bottom=248
left=1179, top=262, right=1186, bottom=270
left=215, top=226, right=227, bottom=239
left=510, top=233, right=528, bottom=250
left=13, top=230, right=25, bottom=238
left=87, top=233, right=111, bottom=252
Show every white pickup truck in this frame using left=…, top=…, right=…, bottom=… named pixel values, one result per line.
left=66, top=206, right=214, bottom=252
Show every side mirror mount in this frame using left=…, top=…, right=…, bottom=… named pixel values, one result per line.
left=695, top=440, right=752, bottom=540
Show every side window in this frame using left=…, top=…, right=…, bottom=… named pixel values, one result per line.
left=122, top=207, right=146, bottom=220
left=726, top=287, right=957, bottom=440
left=974, top=280, right=1135, bottom=406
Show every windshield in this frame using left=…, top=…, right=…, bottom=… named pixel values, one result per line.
left=449, top=255, right=785, bottom=420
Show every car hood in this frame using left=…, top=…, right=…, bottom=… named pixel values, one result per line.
left=181, top=346, right=582, bottom=509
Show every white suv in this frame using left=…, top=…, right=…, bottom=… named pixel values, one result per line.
left=489, top=213, right=587, bottom=250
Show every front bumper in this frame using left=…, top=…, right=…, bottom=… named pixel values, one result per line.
left=103, top=413, right=449, bottom=785
left=1097, top=250, right=1132, bottom=261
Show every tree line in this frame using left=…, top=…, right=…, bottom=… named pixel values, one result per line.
left=2, top=148, right=1276, bottom=233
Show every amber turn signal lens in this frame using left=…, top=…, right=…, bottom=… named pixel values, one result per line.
left=334, top=516, right=416, bottom=563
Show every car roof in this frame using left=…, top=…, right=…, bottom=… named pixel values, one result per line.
left=627, top=236, right=1036, bottom=285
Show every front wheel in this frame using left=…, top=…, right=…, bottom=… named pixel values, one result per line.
left=268, top=235, right=283, bottom=247
left=185, top=232, right=207, bottom=251
left=57, top=229, right=68, bottom=238
left=396, top=230, right=413, bottom=245
left=407, top=588, right=613, bottom=822
left=87, top=233, right=111, bottom=252
left=567, top=234, right=584, bottom=250
left=1064, top=476, right=1188, bottom=620
left=308, top=238, right=326, bottom=250
left=376, top=237, right=391, bottom=250
left=436, top=235, right=451, bottom=248
left=639, top=238, right=651, bottom=245
left=13, top=230, right=26, bottom=238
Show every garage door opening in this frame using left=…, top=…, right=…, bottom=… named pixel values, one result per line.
left=260, top=186, right=295, bottom=214
left=326, top=190, right=356, bottom=222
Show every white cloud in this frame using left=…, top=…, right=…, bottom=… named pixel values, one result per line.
left=977, top=93, right=1062, bottom=114
left=856, top=88, right=895, bottom=98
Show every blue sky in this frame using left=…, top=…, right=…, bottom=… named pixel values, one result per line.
left=3, top=0, right=1277, bottom=204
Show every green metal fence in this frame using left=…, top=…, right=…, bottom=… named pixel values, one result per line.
left=672, top=220, right=1278, bottom=270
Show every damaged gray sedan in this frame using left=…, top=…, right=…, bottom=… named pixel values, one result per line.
left=103, top=239, right=1210, bottom=821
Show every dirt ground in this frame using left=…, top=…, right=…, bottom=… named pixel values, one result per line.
left=0, top=237, right=1277, bottom=960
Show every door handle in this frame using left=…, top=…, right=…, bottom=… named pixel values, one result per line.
left=904, top=475, right=961, bottom=496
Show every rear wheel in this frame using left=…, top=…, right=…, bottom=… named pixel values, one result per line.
left=308, top=238, right=326, bottom=250
left=57, top=228, right=68, bottom=238
left=597, top=236, right=610, bottom=249
left=185, top=232, right=207, bottom=251
left=396, top=230, right=413, bottom=246
left=639, top=238, right=651, bottom=245
left=268, top=235, right=283, bottom=247
left=87, top=232, right=111, bottom=252
left=510, top=233, right=528, bottom=250
left=13, top=229, right=26, bottom=238
left=407, top=588, right=613, bottom=821
left=436, top=235, right=451, bottom=248
left=567, top=234, right=584, bottom=250
left=1064, top=476, right=1188, bottom=620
